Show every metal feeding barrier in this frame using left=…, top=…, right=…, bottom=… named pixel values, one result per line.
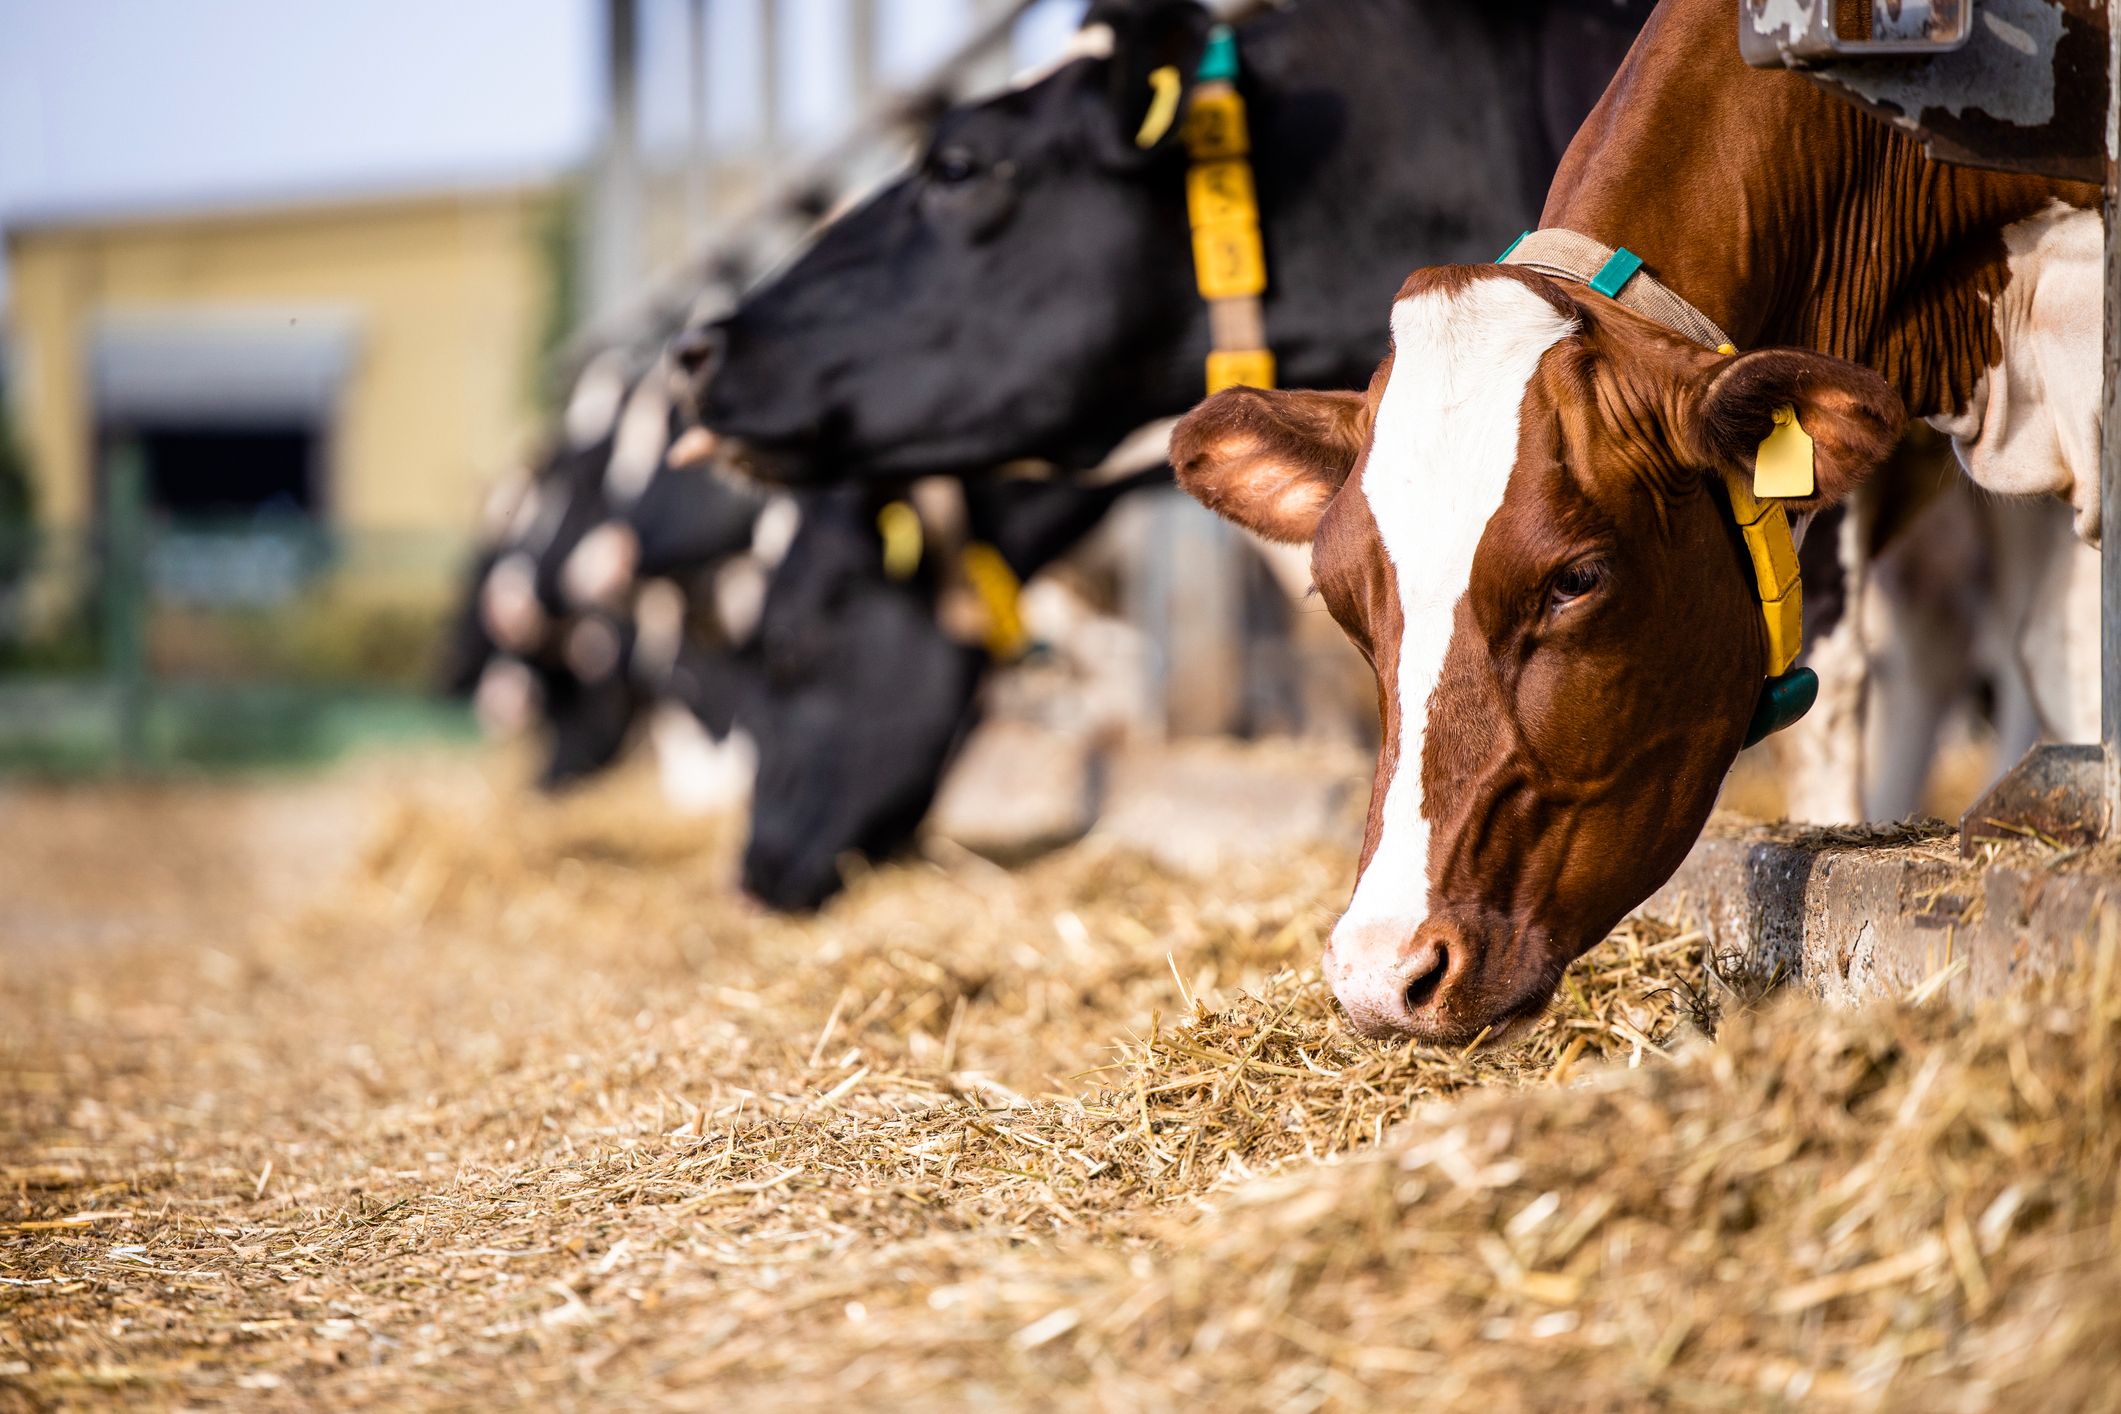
left=1740, top=0, right=2117, bottom=850
left=0, top=440, right=473, bottom=774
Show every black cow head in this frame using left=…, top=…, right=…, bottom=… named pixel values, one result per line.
left=527, top=612, right=649, bottom=790
left=683, top=1, right=1218, bottom=481
left=739, top=471, right=1159, bottom=910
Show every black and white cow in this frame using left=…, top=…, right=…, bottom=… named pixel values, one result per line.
left=442, top=352, right=766, bottom=793
left=681, top=0, right=1655, bottom=481
left=444, top=356, right=1161, bottom=907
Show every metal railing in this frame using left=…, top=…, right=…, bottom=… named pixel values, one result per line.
left=0, top=444, right=475, bottom=773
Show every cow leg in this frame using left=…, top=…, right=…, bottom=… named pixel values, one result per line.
left=2002, top=497, right=2102, bottom=747
left=1776, top=501, right=1869, bottom=824
left=1861, top=551, right=1974, bottom=821
left=1861, top=477, right=1983, bottom=821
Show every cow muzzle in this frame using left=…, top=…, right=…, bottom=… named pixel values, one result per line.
left=1325, top=908, right=1522, bottom=1045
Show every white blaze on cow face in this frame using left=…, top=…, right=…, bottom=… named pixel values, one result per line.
left=651, top=705, right=757, bottom=818
left=473, top=658, right=539, bottom=739
left=1327, top=278, right=1576, bottom=1035
left=606, top=373, right=673, bottom=507
left=562, top=521, right=641, bottom=610
left=480, top=551, right=546, bottom=652
left=564, top=350, right=631, bottom=450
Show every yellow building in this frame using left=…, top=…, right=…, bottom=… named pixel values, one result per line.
left=5, top=182, right=558, bottom=540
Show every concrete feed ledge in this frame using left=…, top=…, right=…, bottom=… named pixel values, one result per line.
left=1648, top=821, right=2120, bottom=1005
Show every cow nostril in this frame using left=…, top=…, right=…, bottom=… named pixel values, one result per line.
left=1402, top=944, right=1449, bottom=1014
left=672, top=323, right=724, bottom=380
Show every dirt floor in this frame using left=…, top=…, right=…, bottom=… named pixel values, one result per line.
left=4, top=751, right=2120, bottom=1410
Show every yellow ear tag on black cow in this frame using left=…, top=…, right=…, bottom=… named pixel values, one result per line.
left=1753, top=405, right=1815, bottom=499
left=877, top=500, right=923, bottom=581
left=1136, top=65, right=1182, bottom=148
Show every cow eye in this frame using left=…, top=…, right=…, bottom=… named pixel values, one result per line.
left=929, top=146, right=981, bottom=185
left=1548, top=561, right=1606, bottom=610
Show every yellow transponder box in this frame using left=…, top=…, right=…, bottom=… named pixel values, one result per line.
left=1182, top=90, right=1250, bottom=160
left=1205, top=349, right=1275, bottom=394
left=1187, top=159, right=1258, bottom=230
left=1191, top=221, right=1268, bottom=300
left=1764, top=582, right=1803, bottom=676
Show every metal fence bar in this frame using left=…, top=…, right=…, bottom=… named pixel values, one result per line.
left=102, top=440, right=149, bottom=768
left=2105, top=16, right=2120, bottom=826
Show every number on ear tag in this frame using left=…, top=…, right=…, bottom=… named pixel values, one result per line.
left=1754, top=405, right=1815, bottom=499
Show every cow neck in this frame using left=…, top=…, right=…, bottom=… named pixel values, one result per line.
left=883, top=480, right=1027, bottom=663
left=1532, top=0, right=2085, bottom=419
left=1496, top=229, right=1809, bottom=744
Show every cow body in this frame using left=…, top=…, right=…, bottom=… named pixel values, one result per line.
left=685, top=0, right=1654, bottom=481
left=1541, top=3, right=2103, bottom=534
left=1174, top=0, right=2100, bottom=1043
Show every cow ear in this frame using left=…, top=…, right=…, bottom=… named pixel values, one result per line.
left=1172, top=387, right=1369, bottom=544
left=1084, top=0, right=1213, bottom=167
left=1682, top=348, right=1904, bottom=512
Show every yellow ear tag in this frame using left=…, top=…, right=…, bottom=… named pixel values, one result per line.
left=960, top=542, right=1028, bottom=659
left=1135, top=65, right=1182, bottom=148
left=1753, top=404, right=1816, bottom=499
left=877, top=500, right=923, bottom=581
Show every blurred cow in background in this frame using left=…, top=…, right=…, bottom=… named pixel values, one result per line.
left=442, top=352, right=1166, bottom=909
left=738, top=468, right=1164, bottom=909
left=440, top=351, right=767, bottom=799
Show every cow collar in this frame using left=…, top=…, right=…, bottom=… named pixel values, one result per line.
left=1497, top=229, right=1817, bottom=747
left=1140, top=24, right=1276, bottom=397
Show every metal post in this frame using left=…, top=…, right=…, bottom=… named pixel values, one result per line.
left=848, top=0, right=878, bottom=117
left=587, top=0, right=643, bottom=323
left=686, top=0, right=712, bottom=243
left=2103, top=12, right=2121, bottom=827
left=102, top=440, right=148, bottom=769
left=759, top=0, right=782, bottom=154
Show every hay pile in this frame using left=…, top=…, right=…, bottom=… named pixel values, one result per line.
left=5, top=764, right=2119, bottom=1409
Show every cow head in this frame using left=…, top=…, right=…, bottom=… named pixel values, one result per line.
left=740, top=473, right=1154, bottom=910
left=529, top=613, right=652, bottom=790
left=737, top=487, right=990, bottom=909
left=681, top=1, right=1218, bottom=480
left=465, top=625, right=649, bottom=794
left=1174, top=266, right=1900, bottom=1043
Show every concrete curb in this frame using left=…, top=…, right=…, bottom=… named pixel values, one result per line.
left=1648, top=825, right=2119, bottom=1004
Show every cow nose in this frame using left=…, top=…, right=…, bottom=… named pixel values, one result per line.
left=671, top=323, right=724, bottom=382
left=1326, top=921, right=1453, bottom=1040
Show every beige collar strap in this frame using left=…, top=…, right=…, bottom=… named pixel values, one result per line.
left=1498, top=229, right=1735, bottom=354
left=1498, top=229, right=1806, bottom=684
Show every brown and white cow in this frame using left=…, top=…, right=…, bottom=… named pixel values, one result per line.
left=1174, top=0, right=2101, bottom=1044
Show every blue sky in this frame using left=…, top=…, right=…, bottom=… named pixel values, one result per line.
left=0, top=0, right=600, bottom=225
left=0, top=0, right=1086, bottom=301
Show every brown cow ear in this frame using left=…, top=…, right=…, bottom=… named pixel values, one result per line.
left=1171, top=387, right=1369, bottom=543
left=1682, top=348, right=1904, bottom=510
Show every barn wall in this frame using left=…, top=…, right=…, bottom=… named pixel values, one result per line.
left=4, top=184, right=555, bottom=537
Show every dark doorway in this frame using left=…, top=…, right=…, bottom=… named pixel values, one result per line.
left=138, top=425, right=318, bottom=519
